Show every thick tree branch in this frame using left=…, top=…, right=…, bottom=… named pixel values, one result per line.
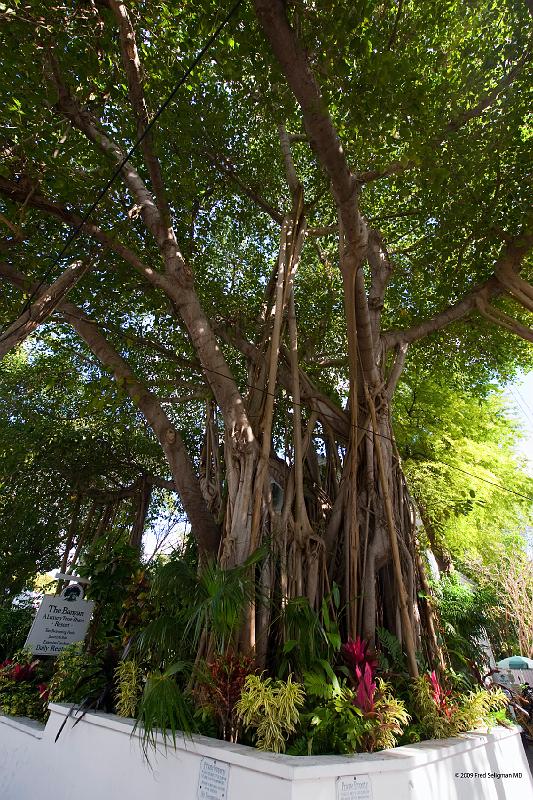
left=216, top=320, right=350, bottom=441
left=0, top=261, right=220, bottom=555
left=0, top=259, right=91, bottom=359
left=476, top=298, right=533, bottom=343
left=385, top=342, right=409, bottom=399
left=0, top=175, right=254, bottom=439
left=383, top=234, right=533, bottom=347
left=47, top=53, right=188, bottom=281
left=109, top=0, right=171, bottom=223
left=254, top=0, right=380, bottom=389
left=253, top=0, right=360, bottom=243
left=0, top=176, right=165, bottom=288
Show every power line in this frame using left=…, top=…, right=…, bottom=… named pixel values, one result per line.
left=509, top=385, right=533, bottom=428
left=41, top=305, right=533, bottom=504
left=0, top=0, right=243, bottom=341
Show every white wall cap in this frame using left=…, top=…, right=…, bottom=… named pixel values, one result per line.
left=46, top=702, right=523, bottom=781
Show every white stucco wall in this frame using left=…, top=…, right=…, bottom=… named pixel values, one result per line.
left=0, top=703, right=531, bottom=800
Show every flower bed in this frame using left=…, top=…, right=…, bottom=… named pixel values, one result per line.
left=0, top=703, right=532, bottom=800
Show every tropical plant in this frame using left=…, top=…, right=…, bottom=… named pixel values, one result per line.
left=136, top=547, right=265, bottom=668
left=48, top=642, right=118, bottom=715
left=135, top=661, right=194, bottom=754
left=377, top=627, right=408, bottom=675
left=115, top=659, right=144, bottom=719
left=341, top=637, right=378, bottom=711
left=295, top=672, right=409, bottom=755
left=293, top=676, right=366, bottom=756
left=0, top=650, right=50, bottom=722
left=79, top=540, right=143, bottom=649
left=195, top=651, right=255, bottom=742
left=277, top=586, right=342, bottom=678
left=236, top=673, right=305, bottom=753
left=408, top=671, right=508, bottom=741
left=433, top=574, right=501, bottom=677
left=1, top=0, right=532, bottom=678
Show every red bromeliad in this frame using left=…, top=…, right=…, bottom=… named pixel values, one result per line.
left=427, top=671, right=455, bottom=719
left=37, top=684, right=50, bottom=701
left=1, top=659, right=38, bottom=683
left=341, top=637, right=378, bottom=712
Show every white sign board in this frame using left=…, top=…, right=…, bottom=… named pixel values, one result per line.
left=336, top=775, right=373, bottom=800
left=197, top=757, right=229, bottom=800
left=24, top=595, right=94, bottom=655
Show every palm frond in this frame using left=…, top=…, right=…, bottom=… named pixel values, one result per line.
left=134, top=661, right=194, bottom=757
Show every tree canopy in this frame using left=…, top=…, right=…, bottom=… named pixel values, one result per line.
left=0, top=0, right=531, bottom=672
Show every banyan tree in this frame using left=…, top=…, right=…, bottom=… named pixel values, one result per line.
left=0, top=0, right=532, bottom=675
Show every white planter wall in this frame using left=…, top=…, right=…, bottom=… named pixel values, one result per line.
left=0, top=703, right=531, bottom=800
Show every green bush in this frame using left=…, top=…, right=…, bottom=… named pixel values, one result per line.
left=406, top=671, right=509, bottom=741
left=236, top=674, right=305, bottom=753
left=115, top=659, right=144, bottom=718
left=0, top=602, right=34, bottom=661
left=0, top=649, right=50, bottom=722
left=48, top=643, right=106, bottom=705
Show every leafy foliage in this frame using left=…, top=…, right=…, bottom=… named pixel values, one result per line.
left=341, top=637, right=378, bottom=711
left=115, top=659, right=144, bottom=719
left=236, top=673, right=305, bottom=753
left=0, top=650, right=50, bottom=722
left=408, top=672, right=508, bottom=741
left=277, top=586, right=341, bottom=678
left=195, top=651, right=255, bottom=742
left=433, top=574, right=501, bottom=674
left=47, top=643, right=106, bottom=707
left=377, top=627, right=407, bottom=675
left=396, top=382, right=533, bottom=571
left=136, top=547, right=265, bottom=667
left=135, top=661, right=194, bottom=754
left=295, top=672, right=410, bottom=755
left=0, top=601, right=34, bottom=661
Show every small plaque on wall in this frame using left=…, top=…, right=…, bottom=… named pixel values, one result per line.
left=197, top=757, right=230, bottom=800
left=336, top=774, right=373, bottom=800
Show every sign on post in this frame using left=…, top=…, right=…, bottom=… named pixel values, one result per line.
left=24, top=587, right=94, bottom=656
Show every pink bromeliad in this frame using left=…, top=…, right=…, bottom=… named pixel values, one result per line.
left=427, top=670, right=455, bottom=719
left=341, top=637, right=378, bottom=712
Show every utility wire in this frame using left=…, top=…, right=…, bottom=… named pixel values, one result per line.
left=41, top=305, right=533, bottom=503
left=0, top=0, right=243, bottom=340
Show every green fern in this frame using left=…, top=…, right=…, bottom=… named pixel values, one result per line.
left=377, top=627, right=406, bottom=672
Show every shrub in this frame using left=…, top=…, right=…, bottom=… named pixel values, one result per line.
left=296, top=671, right=410, bottom=755
left=236, top=673, right=305, bottom=753
left=408, top=671, right=508, bottom=740
left=195, top=651, right=255, bottom=742
left=115, top=659, right=144, bottom=718
left=0, top=602, right=35, bottom=661
left=48, top=643, right=106, bottom=705
left=0, top=650, right=49, bottom=722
